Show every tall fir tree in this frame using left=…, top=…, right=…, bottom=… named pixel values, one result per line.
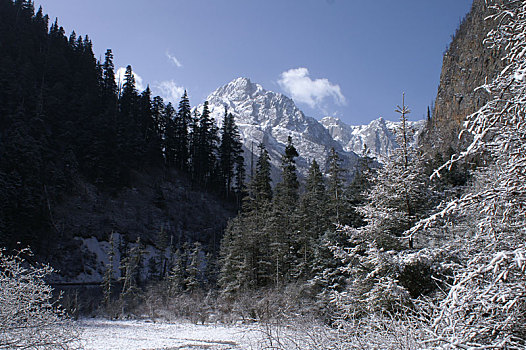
left=193, top=101, right=218, bottom=186
left=327, top=147, right=346, bottom=225
left=174, top=91, right=191, bottom=171
left=185, top=242, right=205, bottom=292
left=219, top=143, right=273, bottom=293
left=269, top=137, right=301, bottom=285
left=297, top=159, right=329, bottom=278
left=163, top=102, right=177, bottom=167
left=189, top=108, right=200, bottom=179
left=102, top=232, right=116, bottom=307
left=219, top=109, right=244, bottom=198
left=247, top=143, right=272, bottom=211
left=116, top=65, right=144, bottom=176
left=151, top=96, right=166, bottom=145
left=101, top=49, right=118, bottom=112
left=359, top=95, right=435, bottom=250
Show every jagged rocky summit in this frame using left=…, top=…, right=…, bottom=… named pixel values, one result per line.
left=199, top=77, right=424, bottom=180
left=201, top=77, right=358, bottom=180
left=321, top=116, right=425, bottom=161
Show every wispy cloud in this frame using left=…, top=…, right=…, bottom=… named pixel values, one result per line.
left=154, top=80, right=185, bottom=105
left=115, top=67, right=145, bottom=91
left=166, top=51, right=183, bottom=68
left=278, top=68, right=346, bottom=112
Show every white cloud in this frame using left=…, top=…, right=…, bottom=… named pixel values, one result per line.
left=154, top=80, right=185, bottom=105
left=278, top=68, right=346, bottom=111
left=166, top=51, right=183, bottom=68
left=115, top=67, right=145, bottom=92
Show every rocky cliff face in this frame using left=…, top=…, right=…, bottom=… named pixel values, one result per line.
left=421, top=0, right=505, bottom=154
left=200, top=77, right=358, bottom=180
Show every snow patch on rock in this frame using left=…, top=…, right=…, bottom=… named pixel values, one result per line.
left=321, top=116, right=425, bottom=161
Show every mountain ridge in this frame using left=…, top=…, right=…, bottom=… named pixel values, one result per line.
left=199, top=77, right=424, bottom=176
left=321, top=116, right=425, bottom=160
left=199, top=77, right=358, bottom=180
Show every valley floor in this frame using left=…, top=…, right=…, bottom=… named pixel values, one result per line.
left=78, top=319, right=263, bottom=350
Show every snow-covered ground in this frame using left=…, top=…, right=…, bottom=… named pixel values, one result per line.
left=78, top=319, right=262, bottom=350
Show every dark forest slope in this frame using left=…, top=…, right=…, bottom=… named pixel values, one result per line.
left=0, top=0, right=235, bottom=277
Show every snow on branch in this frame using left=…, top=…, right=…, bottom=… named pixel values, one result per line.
left=0, top=249, right=80, bottom=349
left=405, top=1, right=526, bottom=348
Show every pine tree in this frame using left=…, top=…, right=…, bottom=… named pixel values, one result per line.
left=156, top=227, right=170, bottom=280
left=247, top=143, right=273, bottom=286
left=120, top=237, right=145, bottom=312
left=219, top=109, right=244, bottom=198
left=308, top=149, right=371, bottom=298
left=151, top=96, right=165, bottom=133
left=219, top=144, right=273, bottom=293
left=163, top=102, right=176, bottom=167
left=297, top=159, right=329, bottom=278
left=120, top=65, right=137, bottom=114
left=167, top=249, right=186, bottom=295
left=233, top=148, right=246, bottom=204
left=270, top=136, right=300, bottom=285
left=139, top=86, right=162, bottom=167
left=192, top=101, right=218, bottom=186
left=247, top=143, right=272, bottom=211
left=151, top=96, right=166, bottom=161
left=102, top=232, right=116, bottom=307
left=68, top=30, right=76, bottom=48
left=116, top=65, right=143, bottom=175
left=101, top=49, right=118, bottom=113
left=326, top=147, right=346, bottom=225
left=275, top=136, right=299, bottom=207
left=188, top=109, right=200, bottom=178
left=185, top=242, right=204, bottom=292
left=174, top=91, right=191, bottom=171
left=359, top=95, right=434, bottom=250
left=218, top=218, right=244, bottom=294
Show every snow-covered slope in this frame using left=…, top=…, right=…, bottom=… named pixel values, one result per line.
left=321, top=116, right=425, bottom=160
left=200, top=77, right=358, bottom=180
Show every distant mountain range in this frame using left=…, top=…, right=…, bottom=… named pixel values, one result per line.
left=199, top=77, right=424, bottom=180
left=321, top=116, right=425, bottom=161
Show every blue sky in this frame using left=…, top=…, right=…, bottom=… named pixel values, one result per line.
left=35, top=0, right=473, bottom=125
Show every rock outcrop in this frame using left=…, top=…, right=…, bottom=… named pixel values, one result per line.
left=420, top=0, right=505, bottom=154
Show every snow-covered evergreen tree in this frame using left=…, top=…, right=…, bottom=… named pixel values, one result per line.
left=406, top=2, right=526, bottom=347
left=296, top=159, right=329, bottom=279
left=219, top=144, right=274, bottom=293
left=185, top=242, right=205, bottom=292
left=167, top=248, right=186, bottom=295
left=119, top=237, right=145, bottom=313
left=357, top=96, right=435, bottom=250
left=327, top=96, right=440, bottom=319
left=102, top=232, right=116, bottom=307
left=269, top=136, right=300, bottom=286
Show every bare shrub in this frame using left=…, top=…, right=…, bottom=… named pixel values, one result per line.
left=254, top=312, right=429, bottom=350
left=0, top=249, right=80, bottom=349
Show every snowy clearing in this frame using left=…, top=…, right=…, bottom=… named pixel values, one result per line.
left=78, top=319, right=263, bottom=350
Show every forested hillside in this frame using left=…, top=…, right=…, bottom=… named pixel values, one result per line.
left=0, top=0, right=243, bottom=272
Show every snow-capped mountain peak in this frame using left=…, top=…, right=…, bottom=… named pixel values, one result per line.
left=196, top=77, right=423, bottom=181
left=320, top=116, right=425, bottom=160
left=200, top=78, right=358, bottom=180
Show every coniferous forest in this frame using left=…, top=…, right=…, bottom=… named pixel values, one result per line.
left=0, top=0, right=244, bottom=253
left=1, top=0, right=526, bottom=349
